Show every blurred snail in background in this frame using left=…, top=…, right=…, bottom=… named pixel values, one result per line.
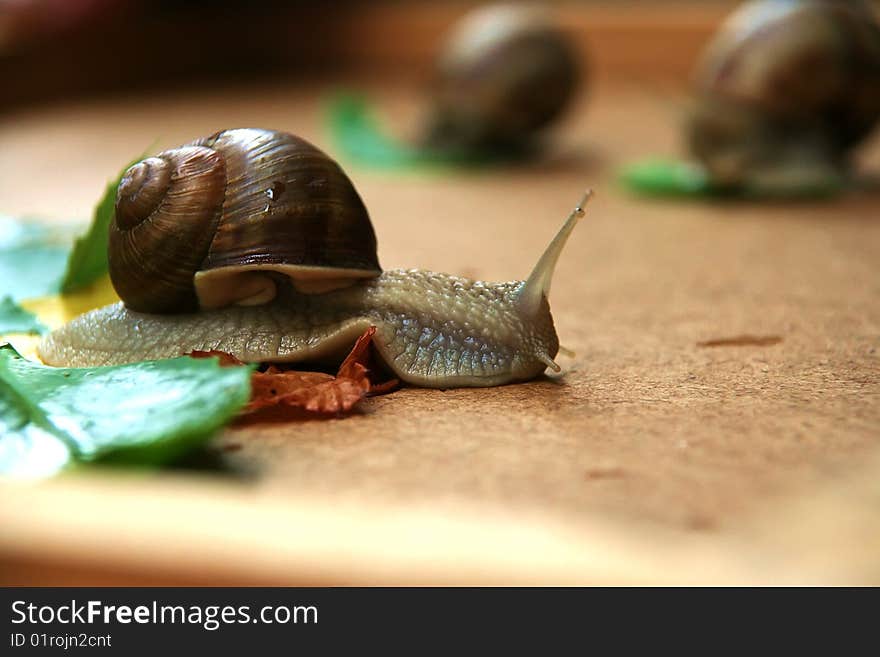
left=40, top=128, right=588, bottom=388
left=420, top=3, right=582, bottom=154
left=686, top=0, right=880, bottom=195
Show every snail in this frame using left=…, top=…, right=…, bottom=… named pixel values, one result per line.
left=685, top=0, right=880, bottom=194
left=38, top=128, right=588, bottom=388
left=420, top=3, right=581, bottom=154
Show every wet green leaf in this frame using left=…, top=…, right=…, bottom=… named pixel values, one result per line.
left=0, top=345, right=253, bottom=478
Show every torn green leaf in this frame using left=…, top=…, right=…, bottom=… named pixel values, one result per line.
left=0, top=345, right=253, bottom=478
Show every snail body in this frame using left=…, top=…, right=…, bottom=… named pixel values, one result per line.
left=422, top=3, right=580, bottom=153
left=686, top=0, right=880, bottom=193
left=39, top=128, right=585, bottom=388
left=39, top=269, right=560, bottom=387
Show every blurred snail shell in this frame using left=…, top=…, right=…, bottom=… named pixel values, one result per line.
left=110, top=128, right=381, bottom=313
left=686, top=0, right=880, bottom=191
left=39, top=128, right=590, bottom=388
left=422, top=3, right=580, bottom=152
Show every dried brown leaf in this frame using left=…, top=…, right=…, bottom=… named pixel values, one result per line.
left=249, top=372, right=368, bottom=414
left=186, top=326, right=397, bottom=418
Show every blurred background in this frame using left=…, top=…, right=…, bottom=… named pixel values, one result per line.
left=7, top=0, right=879, bottom=216
left=0, top=0, right=818, bottom=109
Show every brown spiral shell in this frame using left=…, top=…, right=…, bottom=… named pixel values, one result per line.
left=109, top=128, right=381, bottom=314
left=687, top=0, right=880, bottom=183
left=422, top=4, right=580, bottom=152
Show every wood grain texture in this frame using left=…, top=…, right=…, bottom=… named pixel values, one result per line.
left=1, top=77, right=879, bottom=584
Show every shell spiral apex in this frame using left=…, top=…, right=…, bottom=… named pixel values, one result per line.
left=114, top=156, right=173, bottom=230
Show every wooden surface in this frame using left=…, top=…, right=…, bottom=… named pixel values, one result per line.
left=1, top=78, right=879, bottom=585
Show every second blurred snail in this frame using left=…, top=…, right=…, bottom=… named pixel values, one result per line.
left=686, top=0, right=880, bottom=195
left=420, top=3, right=581, bottom=156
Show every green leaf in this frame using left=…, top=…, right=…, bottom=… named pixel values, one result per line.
left=0, top=345, right=253, bottom=478
left=619, top=157, right=845, bottom=200
left=326, top=92, right=506, bottom=169
left=0, top=389, right=72, bottom=478
left=619, top=158, right=715, bottom=198
left=328, top=93, right=421, bottom=168
left=0, top=297, right=46, bottom=335
left=59, top=156, right=143, bottom=294
left=0, top=215, right=72, bottom=301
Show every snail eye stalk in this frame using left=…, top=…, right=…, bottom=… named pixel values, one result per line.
left=516, top=189, right=592, bottom=321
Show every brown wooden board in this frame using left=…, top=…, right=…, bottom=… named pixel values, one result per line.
left=1, top=81, right=879, bottom=585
